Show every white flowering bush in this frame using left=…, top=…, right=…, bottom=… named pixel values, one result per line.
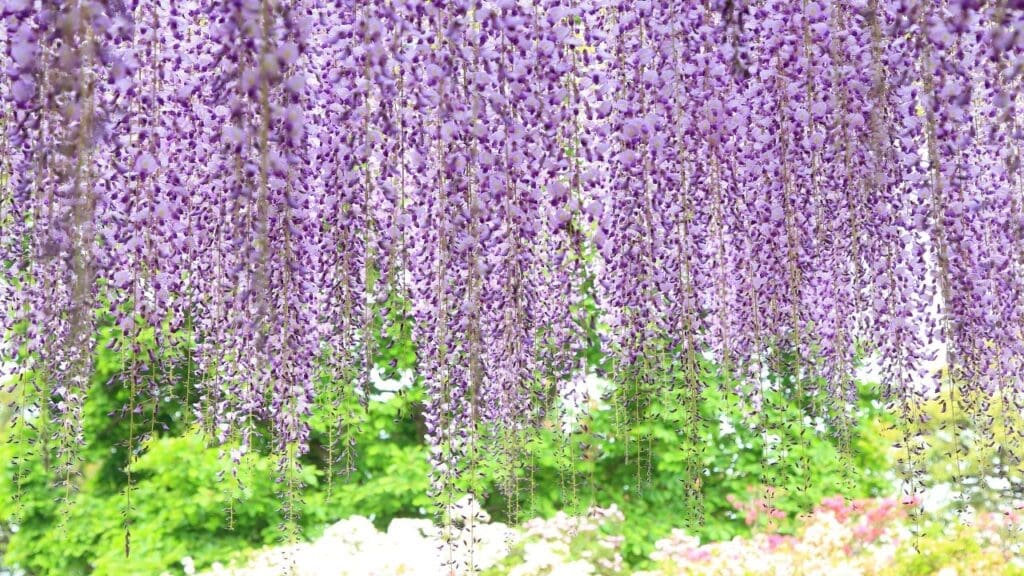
left=483, top=504, right=627, bottom=576
left=198, top=495, right=514, bottom=576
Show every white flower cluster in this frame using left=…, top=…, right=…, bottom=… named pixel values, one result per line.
left=198, top=507, right=513, bottom=576
left=509, top=504, right=626, bottom=576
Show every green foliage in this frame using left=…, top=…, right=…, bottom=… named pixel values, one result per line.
left=0, top=318, right=430, bottom=575
left=0, top=431, right=291, bottom=575
left=877, top=379, right=1024, bottom=514
left=0, top=315, right=890, bottom=575
left=0, top=364, right=890, bottom=575
left=0, top=381, right=430, bottom=576
left=304, top=384, right=433, bottom=532
left=885, top=518, right=1024, bottom=576
left=469, top=374, right=891, bottom=567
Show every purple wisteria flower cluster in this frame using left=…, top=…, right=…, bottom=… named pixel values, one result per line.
left=1, top=0, right=1022, bottom=522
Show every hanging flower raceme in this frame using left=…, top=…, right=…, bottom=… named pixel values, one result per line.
left=124, top=3, right=321, bottom=533
left=915, top=0, right=1024, bottom=394
left=399, top=2, right=593, bottom=542
left=1, top=0, right=129, bottom=502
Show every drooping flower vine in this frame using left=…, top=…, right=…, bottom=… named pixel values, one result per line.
left=1, top=0, right=130, bottom=508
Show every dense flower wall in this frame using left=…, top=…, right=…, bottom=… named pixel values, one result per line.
left=1, top=0, right=1022, bottom=544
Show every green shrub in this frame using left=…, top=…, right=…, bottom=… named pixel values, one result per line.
left=472, top=372, right=892, bottom=566
left=0, top=319, right=891, bottom=575
left=885, top=517, right=1024, bottom=576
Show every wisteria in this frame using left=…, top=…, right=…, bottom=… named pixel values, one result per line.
left=2, top=0, right=1024, bottom=542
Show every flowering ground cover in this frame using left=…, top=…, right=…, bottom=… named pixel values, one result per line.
left=189, top=496, right=1023, bottom=576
